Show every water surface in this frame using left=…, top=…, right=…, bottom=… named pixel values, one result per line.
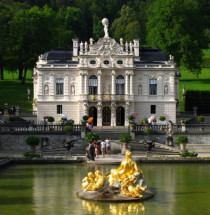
left=0, top=163, right=210, bottom=215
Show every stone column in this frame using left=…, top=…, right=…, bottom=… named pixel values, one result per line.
left=125, top=72, right=129, bottom=95
left=79, top=71, right=83, bottom=95
left=111, top=70, right=116, bottom=100
left=64, top=75, right=69, bottom=96
left=97, top=70, right=102, bottom=101
left=125, top=102, right=129, bottom=126
left=97, top=102, right=102, bottom=126
left=50, top=74, right=54, bottom=95
left=98, top=70, right=102, bottom=95
left=130, top=73, right=134, bottom=96
left=111, top=102, right=116, bottom=126
left=170, top=74, right=175, bottom=95
left=38, top=74, right=43, bottom=96
left=84, top=73, right=88, bottom=95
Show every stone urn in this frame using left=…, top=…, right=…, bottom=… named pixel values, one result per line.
left=180, top=143, right=186, bottom=151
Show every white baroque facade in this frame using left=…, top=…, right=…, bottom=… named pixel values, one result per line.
left=33, top=18, right=180, bottom=126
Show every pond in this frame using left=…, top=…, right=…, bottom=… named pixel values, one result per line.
left=0, top=163, right=210, bottom=215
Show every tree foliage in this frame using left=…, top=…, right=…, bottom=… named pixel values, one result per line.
left=146, top=0, right=208, bottom=75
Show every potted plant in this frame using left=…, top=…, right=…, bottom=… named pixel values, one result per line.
left=26, top=136, right=40, bottom=152
left=144, top=128, right=153, bottom=135
left=175, top=135, right=188, bottom=151
left=120, top=133, right=132, bottom=150
left=198, top=116, right=205, bottom=131
left=48, top=116, right=54, bottom=124
left=66, top=119, right=74, bottom=126
left=180, top=119, right=187, bottom=125
left=85, top=132, right=99, bottom=143
left=159, top=116, right=166, bottom=122
left=198, top=116, right=205, bottom=123
left=64, top=125, right=73, bottom=141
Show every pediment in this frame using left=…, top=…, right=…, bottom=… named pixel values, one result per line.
left=88, top=38, right=124, bottom=56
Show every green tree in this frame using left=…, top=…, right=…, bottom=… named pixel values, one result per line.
left=56, top=6, right=86, bottom=45
left=0, top=3, right=11, bottom=80
left=9, top=6, right=58, bottom=83
left=146, top=0, right=208, bottom=75
left=111, top=5, right=141, bottom=42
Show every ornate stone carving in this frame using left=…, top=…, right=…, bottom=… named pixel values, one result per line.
left=102, top=18, right=109, bottom=38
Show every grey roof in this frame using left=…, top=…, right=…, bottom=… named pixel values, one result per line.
left=41, top=46, right=169, bottom=63
left=41, top=46, right=73, bottom=61
left=139, top=47, right=169, bottom=62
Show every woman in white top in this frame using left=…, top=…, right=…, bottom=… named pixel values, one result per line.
left=101, top=139, right=106, bottom=158
left=105, top=137, right=111, bottom=156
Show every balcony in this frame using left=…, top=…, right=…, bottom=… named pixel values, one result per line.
left=88, top=94, right=125, bottom=102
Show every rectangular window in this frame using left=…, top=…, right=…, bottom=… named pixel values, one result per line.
left=149, top=79, right=157, bottom=95
left=151, top=105, right=156, bottom=114
left=56, top=78, right=64, bottom=95
left=57, top=105, right=62, bottom=114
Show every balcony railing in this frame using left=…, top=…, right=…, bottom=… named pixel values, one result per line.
left=0, top=124, right=81, bottom=134
left=88, top=94, right=125, bottom=101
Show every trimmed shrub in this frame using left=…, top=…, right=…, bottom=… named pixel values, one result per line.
left=85, top=132, right=99, bottom=143
left=48, top=116, right=55, bottom=123
left=198, top=116, right=205, bottom=123
left=144, top=128, right=153, bottom=135
left=180, top=119, right=187, bottom=124
left=179, top=151, right=198, bottom=158
left=9, top=116, right=16, bottom=122
left=119, top=133, right=132, bottom=143
left=66, top=119, right=74, bottom=126
left=159, top=116, right=166, bottom=121
left=83, top=115, right=89, bottom=121
left=23, top=151, right=43, bottom=158
left=26, top=136, right=40, bottom=147
left=64, top=126, right=73, bottom=133
left=175, top=136, right=188, bottom=145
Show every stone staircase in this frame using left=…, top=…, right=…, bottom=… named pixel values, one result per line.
left=41, top=138, right=179, bottom=156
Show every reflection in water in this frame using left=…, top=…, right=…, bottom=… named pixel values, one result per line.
left=82, top=200, right=145, bottom=215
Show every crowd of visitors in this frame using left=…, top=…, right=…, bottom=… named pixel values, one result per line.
left=86, top=137, right=111, bottom=161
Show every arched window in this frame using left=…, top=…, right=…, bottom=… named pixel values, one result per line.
left=116, top=75, right=125, bottom=95
left=89, top=75, right=97, bottom=95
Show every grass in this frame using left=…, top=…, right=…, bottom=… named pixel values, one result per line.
left=0, top=71, right=33, bottom=111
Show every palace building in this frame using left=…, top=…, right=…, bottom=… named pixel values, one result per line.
left=33, top=18, right=180, bottom=126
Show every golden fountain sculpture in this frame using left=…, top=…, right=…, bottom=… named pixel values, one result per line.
left=77, top=151, right=153, bottom=202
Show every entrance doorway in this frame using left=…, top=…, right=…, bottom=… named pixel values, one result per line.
left=102, top=106, right=111, bottom=126
left=116, top=106, right=125, bottom=126
left=89, top=106, right=97, bottom=126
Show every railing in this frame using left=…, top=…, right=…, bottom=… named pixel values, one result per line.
left=0, top=124, right=81, bottom=134
left=135, top=64, right=175, bottom=69
left=88, top=94, right=125, bottom=101
left=135, top=124, right=210, bottom=134
left=18, top=111, right=37, bottom=117
left=176, top=111, right=194, bottom=118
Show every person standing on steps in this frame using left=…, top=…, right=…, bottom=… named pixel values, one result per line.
left=89, top=141, right=95, bottom=161
left=100, top=139, right=106, bottom=158
left=105, top=137, right=111, bottom=156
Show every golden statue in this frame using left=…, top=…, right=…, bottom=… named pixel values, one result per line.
left=106, top=150, right=143, bottom=186
left=81, top=170, right=105, bottom=191
left=80, top=151, right=147, bottom=199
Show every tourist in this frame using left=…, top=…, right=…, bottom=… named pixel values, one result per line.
left=100, top=139, right=106, bottom=158
left=89, top=142, right=95, bottom=161
left=105, top=137, right=111, bottom=156
left=95, top=141, right=100, bottom=158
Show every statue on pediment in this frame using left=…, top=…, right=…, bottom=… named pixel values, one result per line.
left=102, top=18, right=109, bottom=38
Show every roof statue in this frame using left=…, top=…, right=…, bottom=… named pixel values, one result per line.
left=102, top=18, right=109, bottom=38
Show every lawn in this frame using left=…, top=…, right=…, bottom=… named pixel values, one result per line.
left=0, top=71, right=33, bottom=111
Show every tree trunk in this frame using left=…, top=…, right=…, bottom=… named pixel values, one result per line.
left=22, top=68, right=27, bottom=84
left=18, top=63, right=23, bottom=80
left=0, top=55, right=4, bottom=80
